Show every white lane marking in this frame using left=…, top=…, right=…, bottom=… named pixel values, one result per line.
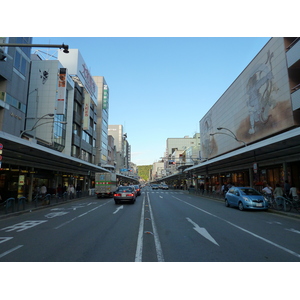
left=1, top=220, right=48, bottom=232
left=159, top=196, right=163, bottom=199
left=0, top=237, right=13, bottom=244
left=186, top=217, right=219, bottom=246
left=45, top=211, right=69, bottom=218
left=54, top=200, right=111, bottom=229
left=286, top=228, right=300, bottom=234
left=147, top=193, right=164, bottom=262
left=113, top=205, right=124, bottom=214
left=135, top=195, right=146, bottom=262
left=173, top=196, right=300, bottom=259
left=0, top=245, right=23, bottom=258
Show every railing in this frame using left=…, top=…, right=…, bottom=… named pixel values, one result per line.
left=188, top=188, right=224, bottom=199
left=0, top=189, right=96, bottom=216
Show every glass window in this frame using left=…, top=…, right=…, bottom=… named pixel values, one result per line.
left=14, top=51, right=21, bottom=70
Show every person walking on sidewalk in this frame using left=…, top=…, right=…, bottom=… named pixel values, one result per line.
left=68, top=184, right=75, bottom=199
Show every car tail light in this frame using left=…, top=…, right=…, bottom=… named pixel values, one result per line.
left=126, top=193, right=134, bottom=196
left=114, top=193, right=121, bottom=197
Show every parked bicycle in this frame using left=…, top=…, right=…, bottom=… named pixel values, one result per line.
left=266, top=195, right=283, bottom=210
left=281, top=196, right=300, bottom=213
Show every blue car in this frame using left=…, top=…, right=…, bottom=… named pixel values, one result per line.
left=225, top=187, right=268, bottom=211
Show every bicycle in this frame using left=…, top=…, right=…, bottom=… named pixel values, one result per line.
left=265, top=194, right=277, bottom=209
left=281, top=196, right=300, bottom=213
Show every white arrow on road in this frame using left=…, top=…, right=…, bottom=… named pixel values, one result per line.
left=113, top=205, right=124, bottom=214
left=186, top=217, right=219, bottom=246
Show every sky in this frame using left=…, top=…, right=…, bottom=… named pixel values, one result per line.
left=31, top=37, right=270, bottom=165
left=8, top=1, right=293, bottom=166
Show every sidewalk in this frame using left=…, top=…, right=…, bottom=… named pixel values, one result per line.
left=0, top=192, right=97, bottom=220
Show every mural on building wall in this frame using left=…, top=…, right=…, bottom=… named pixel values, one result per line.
left=39, top=69, right=49, bottom=84
left=246, top=50, right=277, bottom=135
left=200, top=111, right=216, bottom=159
left=200, top=38, right=295, bottom=159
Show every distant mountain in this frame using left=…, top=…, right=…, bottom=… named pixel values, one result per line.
left=138, top=165, right=152, bottom=181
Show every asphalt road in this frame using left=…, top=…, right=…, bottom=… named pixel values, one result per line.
left=1, top=186, right=300, bottom=262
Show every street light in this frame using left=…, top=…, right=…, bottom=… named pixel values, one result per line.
left=1, top=43, right=69, bottom=53
left=20, top=120, right=67, bottom=138
left=0, top=43, right=69, bottom=61
left=210, top=127, right=247, bottom=147
left=20, top=113, right=54, bottom=138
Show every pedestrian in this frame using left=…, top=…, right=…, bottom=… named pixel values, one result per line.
left=40, top=184, right=48, bottom=205
left=262, top=183, right=273, bottom=199
left=273, top=183, right=283, bottom=199
left=200, top=183, right=204, bottom=195
left=284, top=180, right=291, bottom=198
left=76, top=184, right=81, bottom=198
left=68, top=184, right=75, bottom=199
left=40, top=184, right=47, bottom=196
left=57, top=184, right=63, bottom=198
left=289, top=184, right=299, bottom=200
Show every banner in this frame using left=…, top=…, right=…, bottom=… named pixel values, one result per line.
left=57, top=68, right=67, bottom=115
left=83, top=91, right=90, bottom=130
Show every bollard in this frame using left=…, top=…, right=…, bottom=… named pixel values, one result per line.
left=5, top=198, right=15, bottom=214
left=17, top=197, right=26, bottom=211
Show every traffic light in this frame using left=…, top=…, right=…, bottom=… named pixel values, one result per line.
left=0, top=48, right=7, bottom=61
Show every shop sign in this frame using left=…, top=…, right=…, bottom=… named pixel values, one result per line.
left=253, top=162, right=258, bottom=173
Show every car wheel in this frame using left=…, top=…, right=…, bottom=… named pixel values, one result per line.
left=238, top=202, right=244, bottom=211
left=225, top=199, right=230, bottom=207
left=115, top=200, right=119, bottom=205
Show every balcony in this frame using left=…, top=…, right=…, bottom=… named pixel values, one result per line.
left=291, top=87, right=300, bottom=111
left=286, top=38, right=300, bottom=68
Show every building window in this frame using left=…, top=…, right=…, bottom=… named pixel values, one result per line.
left=13, top=50, right=27, bottom=76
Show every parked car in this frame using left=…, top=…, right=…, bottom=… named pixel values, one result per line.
left=152, top=184, right=159, bottom=190
left=114, top=186, right=136, bottom=204
left=133, top=185, right=141, bottom=196
left=225, top=187, right=268, bottom=211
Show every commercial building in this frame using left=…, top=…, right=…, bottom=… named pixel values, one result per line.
left=0, top=37, right=32, bottom=137
left=0, top=41, right=111, bottom=201
left=108, top=125, right=131, bottom=173
left=93, top=76, right=109, bottom=168
left=186, top=37, right=300, bottom=192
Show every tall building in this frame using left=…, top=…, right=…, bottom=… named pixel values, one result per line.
left=108, top=125, right=131, bottom=172
left=25, top=56, right=71, bottom=151
left=93, top=76, right=109, bottom=167
left=58, top=49, right=98, bottom=164
left=0, top=37, right=32, bottom=136
left=166, top=135, right=199, bottom=161
left=0, top=41, right=108, bottom=200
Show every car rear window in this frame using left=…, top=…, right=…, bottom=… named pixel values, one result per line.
left=118, top=187, right=133, bottom=192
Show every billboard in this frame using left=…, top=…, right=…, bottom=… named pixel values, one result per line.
left=57, top=68, right=67, bottom=115
left=58, top=49, right=98, bottom=105
left=200, top=38, right=294, bottom=159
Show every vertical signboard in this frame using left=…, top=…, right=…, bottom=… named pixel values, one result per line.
left=57, top=68, right=67, bottom=115
left=102, top=85, right=109, bottom=109
left=83, top=91, right=90, bottom=130
left=0, top=143, right=3, bottom=169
